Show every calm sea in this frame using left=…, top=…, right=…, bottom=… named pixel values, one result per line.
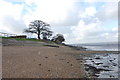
left=72, top=42, right=119, bottom=51
left=72, top=42, right=120, bottom=78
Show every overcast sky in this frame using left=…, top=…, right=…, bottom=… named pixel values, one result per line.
left=0, top=0, right=119, bottom=44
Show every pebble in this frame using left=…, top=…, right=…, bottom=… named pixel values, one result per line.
left=48, top=70, right=51, bottom=72
left=38, top=64, right=41, bottom=66
left=95, top=57, right=101, bottom=59
left=109, top=60, right=113, bottom=62
left=67, top=62, right=69, bottom=63
left=45, top=57, right=48, bottom=58
left=110, top=75, right=114, bottom=78
left=89, top=58, right=92, bottom=60
left=113, top=63, right=117, bottom=66
left=91, top=61, right=94, bottom=62
left=95, top=63, right=103, bottom=65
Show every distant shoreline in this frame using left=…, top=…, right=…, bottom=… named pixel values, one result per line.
left=70, top=42, right=119, bottom=52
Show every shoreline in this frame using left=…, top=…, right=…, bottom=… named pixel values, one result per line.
left=2, top=38, right=119, bottom=78
left=65, top=43, right=119, bottom=52
left=68, top=49, right=119, bottom=78
left=2, top=45, right=118, bottom=78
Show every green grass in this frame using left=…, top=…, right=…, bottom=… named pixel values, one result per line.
left=0, top=36, right=3, bottom=38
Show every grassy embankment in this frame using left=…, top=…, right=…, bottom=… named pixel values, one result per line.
left=1, top=37, right=88, bottom=49
left=1, top=36, right=55, bottom=43
left=1, top=37, right=66, bottom=47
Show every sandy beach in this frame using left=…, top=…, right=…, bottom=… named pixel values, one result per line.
left=2, top=45, right=86, bottom=78
left=2, top=39, right=118, bottom=78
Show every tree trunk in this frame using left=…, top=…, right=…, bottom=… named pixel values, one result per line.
left=38, top=33, right=40, bottom=39
left=37, top=27, right=40, bottom=39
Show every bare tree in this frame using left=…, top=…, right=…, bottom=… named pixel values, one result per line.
left=24, top=20, right=52, bottom=39
left=41, top=30, right=52, bottom=40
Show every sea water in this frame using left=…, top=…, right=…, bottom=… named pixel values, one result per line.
left=73, top=42, right=119, bottom=51
left=83, top=44, right=118, bottom=51
left=72, top=43, right=119, bottom=78
left=83, top=53, right=119, bottom=78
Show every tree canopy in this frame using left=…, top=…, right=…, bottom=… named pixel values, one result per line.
left=51, top=34, right=65, bottom=44
left=24, top=20, right=52, bottom=39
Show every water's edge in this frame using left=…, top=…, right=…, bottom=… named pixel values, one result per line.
left=73, top=52, right=119, bottom=79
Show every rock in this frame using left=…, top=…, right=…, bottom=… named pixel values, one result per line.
left=95, top=57, right=101, bottom=59
left=85, top=67, right=89, bottom=71
left=48, top=70, right=51, bottom=72
left=93, top=74, right=99, bottom=77
left=38, top=64, right=41, bottom=66
left=109, top=60, right=113, bottom=62
left=45, top=57, right=48, bottom=58
left=113, top=63, right=117, bottom=66
left=91, top=61, right=94, bottom=62
left=103, top=65, right=109, bottom=68
left=89, top=58, right=92, bottom=60
left=95, top=63, right=103, bottom=65
left=67, top=62, right=69, bottom=63
left=110, top=75, right=114, bottom=78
